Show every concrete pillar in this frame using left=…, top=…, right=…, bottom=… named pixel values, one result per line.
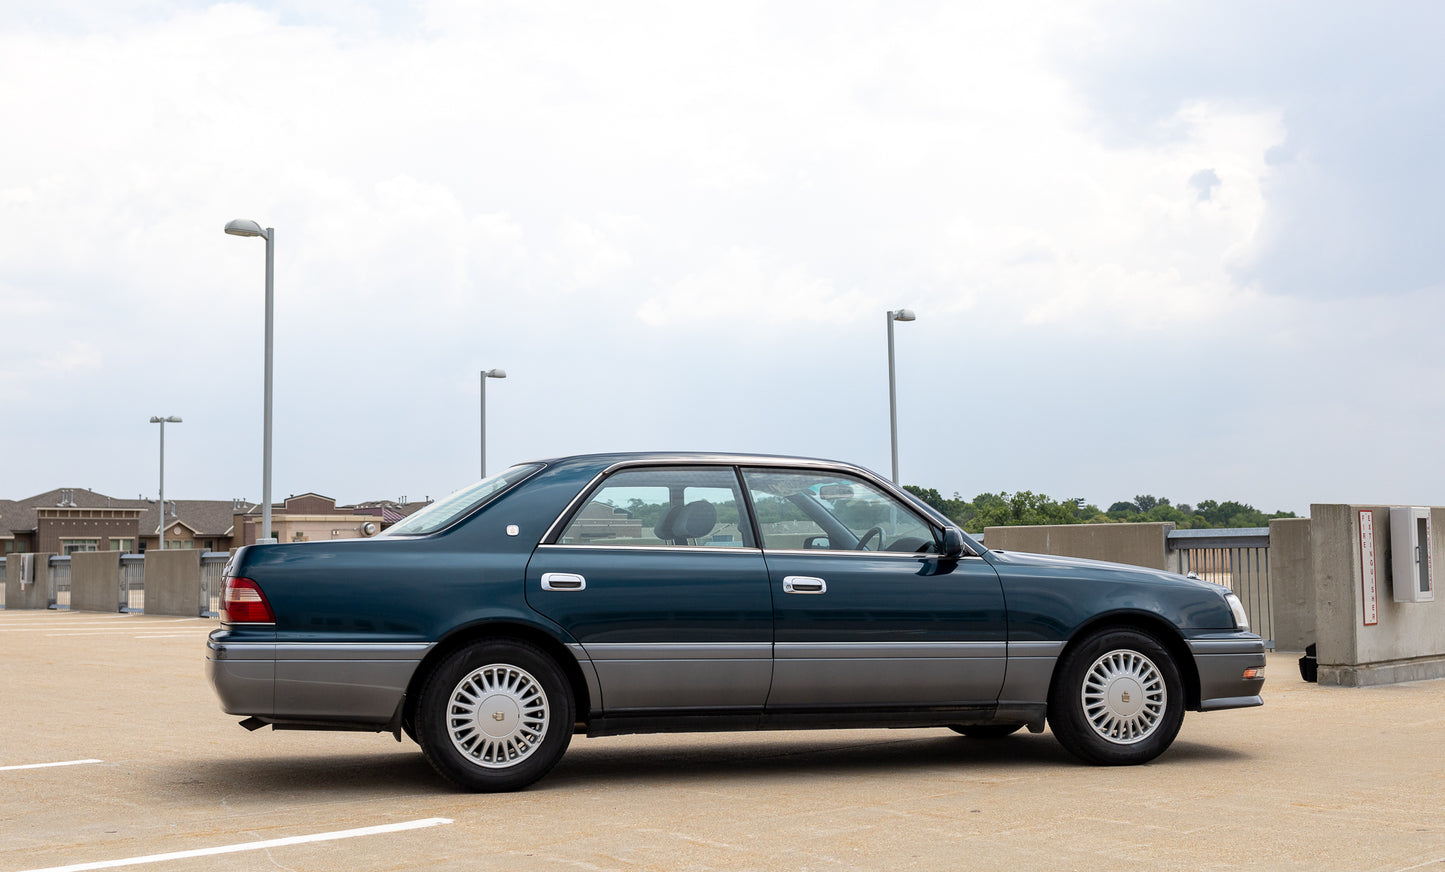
left=1311, top=503, right=1445, bottom=686
left=1268, top=518, right=1314, bottom=652
left=144, top=549, right=204, bottom=617
left=71, top=551, right=123, bottom=613
left=4, top=553, right=55, bottom=610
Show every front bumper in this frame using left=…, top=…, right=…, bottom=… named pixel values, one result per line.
left=1188, top=637, right=1267, bottom=711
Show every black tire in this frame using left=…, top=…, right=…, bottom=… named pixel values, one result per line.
left=948, top=723, right=1024, bottom=739
left=1047, top=629, right=1184, bottom=766
left=415, top=639, right=574, bottom=792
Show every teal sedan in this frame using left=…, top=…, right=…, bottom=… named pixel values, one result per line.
left=208, top=452, right=1264, bottom=792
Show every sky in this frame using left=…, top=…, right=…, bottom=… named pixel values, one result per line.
left=2, top=0, right=1442, bottom=515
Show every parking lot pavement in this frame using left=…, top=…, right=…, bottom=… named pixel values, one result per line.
left=3, top=609, right=1445, bottom=872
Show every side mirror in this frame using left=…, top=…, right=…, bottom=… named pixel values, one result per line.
left=941, top=526, right=966, bottom=559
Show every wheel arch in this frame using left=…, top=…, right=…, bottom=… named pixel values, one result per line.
left=402, top=620, right=592, bottom=735
left=1050, top=611, right=1201, bottom=711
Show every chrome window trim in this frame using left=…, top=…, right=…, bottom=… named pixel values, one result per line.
left=738, top=464, right=963, bottom=556
left=532, top=455, right=977, bottom=554
left=535, top=543, right=763, bottom=555
left=759, top=548, right=984, bottom=560
left=541, top=461, right=755, bottom=546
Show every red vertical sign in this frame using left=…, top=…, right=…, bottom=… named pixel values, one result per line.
left=1359, top=509, right=1378, bottom=626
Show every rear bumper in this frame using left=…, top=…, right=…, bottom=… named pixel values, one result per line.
left=207, top=636, right=275, bottom=716
left=207, top=633, right=429, bottom=726
left=1189, top=637, right=1266, bottom=711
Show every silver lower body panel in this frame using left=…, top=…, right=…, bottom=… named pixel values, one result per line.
left=1189, top=637, right=1266, bottom=710
left=208, top=639, right=431, bottom=725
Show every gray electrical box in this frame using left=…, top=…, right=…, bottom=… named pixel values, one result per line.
left=1390, top=507, right=1435, bottom=603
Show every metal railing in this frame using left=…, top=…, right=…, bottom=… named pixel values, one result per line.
left=121, top=555, right=145, bottom=612
left=50, top=554, right=71, bottom=609
left=201, top=553, right=227, bottom=617
left=1168, top=527, right=1273, bottom=649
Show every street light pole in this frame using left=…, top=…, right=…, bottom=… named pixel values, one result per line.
left=480, top=368, right=507, bottom=478
left=149, top=416, right=182, bottom=550
left=224, top=219, right=276, bottom=543
left=886, top=308, right=916, bottom=484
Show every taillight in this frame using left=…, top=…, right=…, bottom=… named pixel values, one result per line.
left=222, top=577, right=275, bottom=624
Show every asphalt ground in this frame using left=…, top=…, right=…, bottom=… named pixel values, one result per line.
left=3, top=610, right=1444, bottom=872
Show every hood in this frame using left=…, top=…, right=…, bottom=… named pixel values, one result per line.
left=984, top=547, right=1228, bottom=594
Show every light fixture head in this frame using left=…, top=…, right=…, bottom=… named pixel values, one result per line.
left=891, top=309, right=917, bottom=322
left=224, top=218, right=266, bottom=238
left=485, top=368, right=507, bottom=379
left=149, top=416, right=182, bottom=423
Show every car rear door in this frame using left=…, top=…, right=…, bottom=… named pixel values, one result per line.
left=525, top=465, right=773, bottom=713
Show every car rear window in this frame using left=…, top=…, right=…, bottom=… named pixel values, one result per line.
left=381, top=464, right=543, bottom=536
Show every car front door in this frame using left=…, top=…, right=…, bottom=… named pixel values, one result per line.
left=742, top=467, right=1006, bottom=710
left=525, top=465, right=773, bottom=713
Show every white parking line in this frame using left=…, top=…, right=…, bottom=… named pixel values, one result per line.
left=0, top=759, right=103, bottom=772
left=38, top=632, right=205, bottom=638
left=15, top=817, right=453, bottom=872
left=1, top=620, right=203, bottom=632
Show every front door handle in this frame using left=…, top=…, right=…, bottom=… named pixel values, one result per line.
left=541, top=572, right=587, bottom=591
left=783, top=576, right=827, bottom=594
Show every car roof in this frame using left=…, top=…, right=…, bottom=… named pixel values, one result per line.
left=524, top=451, right=870, bottom=472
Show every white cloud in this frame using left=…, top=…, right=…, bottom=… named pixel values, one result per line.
left=0, top=0, right=1437, bottom=512
left=638, top=248, right=867, bottom=327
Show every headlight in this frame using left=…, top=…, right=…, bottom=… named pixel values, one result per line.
left=1224, top=592, right=1249, bottom=632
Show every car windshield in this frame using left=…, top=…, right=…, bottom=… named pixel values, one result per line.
left=381, top=464, right=543, bottom=537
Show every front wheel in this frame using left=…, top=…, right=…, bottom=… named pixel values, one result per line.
left=1048, top=629, right=1184, bottom=765
left=415, top=639, right=574, bottom=792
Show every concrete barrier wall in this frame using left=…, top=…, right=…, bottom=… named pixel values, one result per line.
left=4, top=553, right=54, bottom=609
left=981, top=523, right=1172, bottom=570
left=71, top=551, right=122, bottom=613
left=144, top=549, right=203, bottom=617
left=1312, top=503, right=1445, bottom=687
left=1268, top=518, right=1314, bottom=652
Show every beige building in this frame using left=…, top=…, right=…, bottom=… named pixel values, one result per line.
left=233, top=493, right=432, bottom=546
left=0, top=488, right=248, bottom=555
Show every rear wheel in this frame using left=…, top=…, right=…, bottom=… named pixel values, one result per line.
left=415, top=639, right=573, bottom=792
left=1048, top=629, right=1183, bottom=765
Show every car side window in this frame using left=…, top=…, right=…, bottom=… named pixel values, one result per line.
left=742, top=468, right=938, bottom=553
left=557, top=467, right=752, bottom=547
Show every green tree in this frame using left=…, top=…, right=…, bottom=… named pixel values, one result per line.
left=964, top=491, right=1083, bottom=532
left=905, top=483, right=1295, bottom=531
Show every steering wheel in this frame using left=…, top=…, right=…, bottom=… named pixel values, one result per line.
left=855, top=526, right=884, bottom=551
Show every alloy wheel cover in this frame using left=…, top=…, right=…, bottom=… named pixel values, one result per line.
left=446, top=663, right=550, bottom=767
left=1080, top=648, right=1167, bottom=745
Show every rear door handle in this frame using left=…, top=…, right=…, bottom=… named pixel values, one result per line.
left=541, top=572, right=587, bottom=591
left=783, top=576, right=827, bottom=594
